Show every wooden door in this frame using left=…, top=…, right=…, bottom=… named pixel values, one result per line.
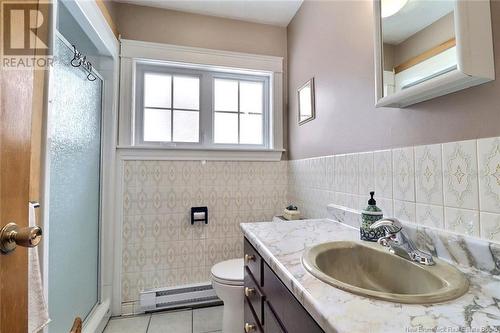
left=0, top=0, right=47, bottom=331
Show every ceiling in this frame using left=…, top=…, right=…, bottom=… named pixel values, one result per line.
left=383, top=0, right=454, bottom=44
left=114, top=0, right=304, bottom=27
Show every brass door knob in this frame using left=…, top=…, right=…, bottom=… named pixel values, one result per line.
left=244, top=254, right=255, bottom=263
left=0, top=222, right=43, bottom=254
left=244, top=323, right=256, bottom=332
left=245, top=287, right=256, bottom=297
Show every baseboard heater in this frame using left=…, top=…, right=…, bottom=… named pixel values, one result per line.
left=140, top=282, right=221, bottom=312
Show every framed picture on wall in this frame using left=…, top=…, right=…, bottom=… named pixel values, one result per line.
left=298, top=78, right=315, bottom=125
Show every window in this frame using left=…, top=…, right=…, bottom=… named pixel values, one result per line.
left=142, top=73, right=200, bottom=143
left=135, top=63, right=270, bottom=148
left=214, top=79, right=264, bottom=145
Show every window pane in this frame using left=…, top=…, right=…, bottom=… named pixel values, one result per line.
left=214, top=79, right=238, bottom=111
left=240, top=113, right=263, bottom=145
left=214, top=112, right=238, bottom=144
left=173, top=110, right=199, bottom=142
left=144, top=73, right=171, bottom=108
left=143, top=108, right=171, bottom=142
left=240, top=81, right=263, bottom=114
left=173, top=76, right=200, bottom=110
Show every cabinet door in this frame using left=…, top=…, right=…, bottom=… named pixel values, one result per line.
left=261, top=262, right=287, bottom=320
left=283, top=292, right=323, bottom=333
left=263, top=263, right=323, bottom=333
left=263, top=302, right=285, bottom=333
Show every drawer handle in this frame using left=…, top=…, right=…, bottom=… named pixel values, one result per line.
left=245, top=254, right=255, bottom=263
left=245, top=323, right=257, bottom=332
left=244, top=287, right=256, bottom=297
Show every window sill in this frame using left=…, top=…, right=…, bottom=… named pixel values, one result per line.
left=116, top=145, right=285, bottom=161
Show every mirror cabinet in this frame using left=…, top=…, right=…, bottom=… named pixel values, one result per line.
left=374, top=0, right=495, bottom=107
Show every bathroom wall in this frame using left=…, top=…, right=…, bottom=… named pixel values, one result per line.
left=287, top=0, right=500, bottom=160
left=121, top=160, right=287, bottom=313
left=109, top=2, right=291, bottom=313
left=112, top=2, right=287, bottom=57
left=112, top=2, right=292, bottom=313
left=288, top=136, right=500, bottom=243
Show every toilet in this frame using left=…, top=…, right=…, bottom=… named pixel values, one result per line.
left=211, top=258, right=244, bottom=333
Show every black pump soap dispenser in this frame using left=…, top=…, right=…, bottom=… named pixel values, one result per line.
left=360, top=191, right=385, bottom=242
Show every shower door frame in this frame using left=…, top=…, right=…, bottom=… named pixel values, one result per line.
left=41, top=1, right=119, bottom=332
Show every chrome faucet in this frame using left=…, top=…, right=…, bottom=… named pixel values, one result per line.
left=370, top=218, right=435, bottom=266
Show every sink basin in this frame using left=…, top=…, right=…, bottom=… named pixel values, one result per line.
left=302, top=241, right=469, bottom=304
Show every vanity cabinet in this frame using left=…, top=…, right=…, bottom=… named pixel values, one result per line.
left=244, top=238, right=324, bottom=333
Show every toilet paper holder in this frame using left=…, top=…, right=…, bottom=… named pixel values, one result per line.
left=191, top=207, right=208, bottom=225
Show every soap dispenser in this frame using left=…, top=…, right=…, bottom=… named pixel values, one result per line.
left=360, top=191, right=385, bottom=242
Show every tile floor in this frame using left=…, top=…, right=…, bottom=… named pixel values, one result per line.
left=103, top=305, right=223, bottom=333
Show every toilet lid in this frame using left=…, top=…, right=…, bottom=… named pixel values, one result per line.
left=211, top=258, right=244, bottom=283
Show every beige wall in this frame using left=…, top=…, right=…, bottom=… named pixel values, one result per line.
left=112, top=2, right=287, bottom=57
left=287, top=0, right=500, bottom=160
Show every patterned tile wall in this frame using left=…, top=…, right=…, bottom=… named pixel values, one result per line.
left=288, top=137, right=500, bottom=242
left=120, top=136, right=500, bottom=313
left=121, top=160, right=287, bottom=311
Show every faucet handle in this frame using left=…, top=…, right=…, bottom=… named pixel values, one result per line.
left=369, top=218, right=402, bottom=234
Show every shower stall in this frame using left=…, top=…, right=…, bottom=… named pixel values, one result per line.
left=42, top=1, right=119, bottom=332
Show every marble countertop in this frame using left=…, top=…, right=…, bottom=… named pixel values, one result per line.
left=240, top=219, right=500, bottom=333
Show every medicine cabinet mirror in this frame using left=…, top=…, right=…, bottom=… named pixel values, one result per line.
left=374, top=0, right=495, bottom=108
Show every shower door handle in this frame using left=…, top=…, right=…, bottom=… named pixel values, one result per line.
left=0, top=222, right=43, bottom=254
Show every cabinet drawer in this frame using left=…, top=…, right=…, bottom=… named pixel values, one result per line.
left=263, top=302, right=285, bottom=333
left=244, top=296, right=263, bottom=333
left=244, top=267, right=264, bottom=324
left=244, top=239, right=262, bottom=286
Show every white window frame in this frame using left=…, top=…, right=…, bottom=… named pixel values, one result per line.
left=118, top=39, right=284, bottom=161
left=135, top=62, right=271, bottom=149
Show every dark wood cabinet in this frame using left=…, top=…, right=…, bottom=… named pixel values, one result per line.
left=245, top=267, right=264, bottom=323
left=243, top=238, right=324, bottom=333
left=263, top=302, right=285, bottom=333
left=244, top=296, right=263, bottom=333
left=244, top=239, right=262, bottom=285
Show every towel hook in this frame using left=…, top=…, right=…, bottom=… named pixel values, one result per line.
left=70, top=44, right=98, bottom=82
left=70, top=45, right=81, bottom=67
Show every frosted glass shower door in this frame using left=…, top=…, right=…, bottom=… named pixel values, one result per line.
left=47, top=36, right=102, bottom=332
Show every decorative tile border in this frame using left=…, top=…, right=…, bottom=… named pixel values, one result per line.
left=288, top=136, right=500, bottom=242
